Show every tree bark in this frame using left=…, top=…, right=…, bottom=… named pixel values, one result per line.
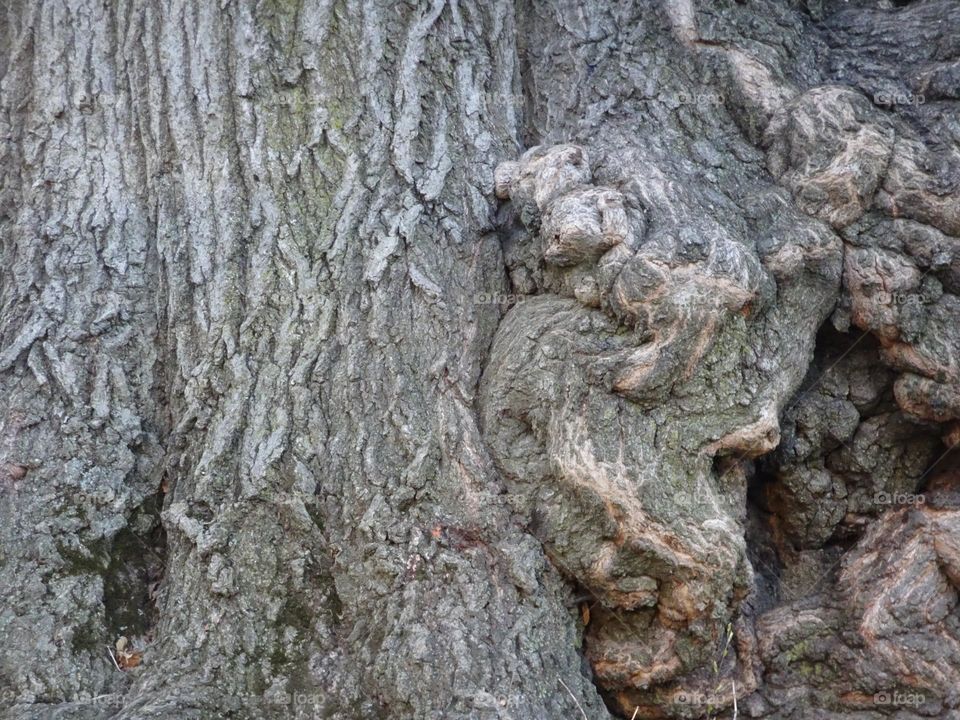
left=2, top=1, right=959, bottom=719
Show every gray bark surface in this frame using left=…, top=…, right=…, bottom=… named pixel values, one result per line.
left=0, top=1, right=958, bottom=719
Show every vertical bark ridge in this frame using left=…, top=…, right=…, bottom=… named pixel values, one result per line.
left=39, top=1, right=609, bottom=718
left=0, top=0, right=165, bottom=706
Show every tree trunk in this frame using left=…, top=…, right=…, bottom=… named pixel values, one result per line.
left=1, top=1, right=959, bottom=719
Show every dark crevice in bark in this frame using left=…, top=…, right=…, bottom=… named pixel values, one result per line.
left=745, top=464, right=782, bottom=615
left=102, top=509, right=166, bottom=647
left=47, top=496, right=165, bottom=681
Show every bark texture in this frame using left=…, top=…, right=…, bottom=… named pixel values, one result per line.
left=0, top=1, right=958, bottom=719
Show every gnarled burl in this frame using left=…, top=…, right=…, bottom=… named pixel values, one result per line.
left=480, top=143, right=841, bottom=715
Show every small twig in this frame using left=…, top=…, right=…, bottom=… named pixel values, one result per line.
left=558, top=677, right=588, bottom=720
left=631, top=707, right=640, bottom=720
left=106, top=647, right=122, bottom=672
left=732, top=678, right=738, bottom=719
